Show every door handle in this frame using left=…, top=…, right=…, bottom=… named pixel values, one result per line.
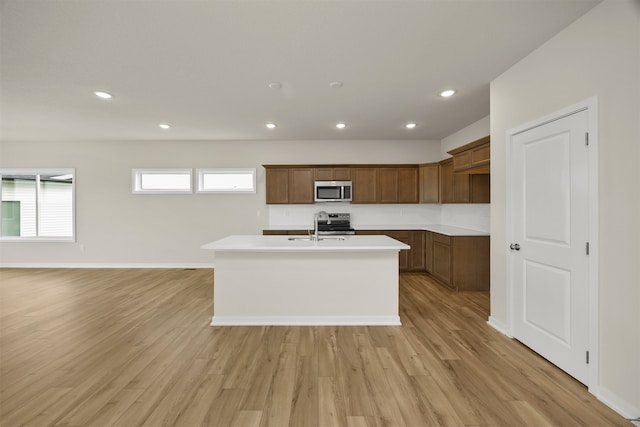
left=510, top=243, right=520, bottom=251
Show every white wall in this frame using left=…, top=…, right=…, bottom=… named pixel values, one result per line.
left=0, top=139, right=440, bottom=266
left=490, top=0, right=640, bottom=416
left=440, top=115, right=490, bottom=160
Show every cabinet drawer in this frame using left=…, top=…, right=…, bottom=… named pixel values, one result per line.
left=432, top=232, right=451, bottom=245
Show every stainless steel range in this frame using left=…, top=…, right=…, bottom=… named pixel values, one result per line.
left=317, top=213, right=355, bottom=235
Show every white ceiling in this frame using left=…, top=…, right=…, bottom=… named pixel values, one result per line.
left=0, top=0, right=600, bottom=142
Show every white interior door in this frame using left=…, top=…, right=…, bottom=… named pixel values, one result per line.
left=509, top=108, right=590, bottom=384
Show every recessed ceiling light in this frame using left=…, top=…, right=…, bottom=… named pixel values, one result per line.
left=329, top=81, right=343, bottom=89
left=268, top=82, right=282, bottom=89
left=335, top=122, right=347, bottom=129
left=265, top=122, right=277, bottom=129
left=159, top=123, right=171, bottom=130
left=94, top=91, right=113, bottom=99
left=405, top=122, right=417, bottom=129
left=440, top=89, right=456, bottom=98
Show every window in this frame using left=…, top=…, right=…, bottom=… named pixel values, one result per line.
left=196, top=168, right=256, bottom=193
left=132, top=169, right=192, bottom=194
left=0, top=169, right=75, bottom=241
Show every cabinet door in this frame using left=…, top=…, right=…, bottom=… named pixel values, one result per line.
left=333, top=168, right=351, bottom=180
left=288, top=168, right=314, bottom=204
left=453, top=151, right=472, bottom=171
left=419, top=163, right=440, bottom=203
left=440, top=159, right=471, bottom=203
left=314, top=168, right=333, bottom=181
left=398, top=167, right=419, bottom=203
left=315, top=167, right=351, bottom=181
left=470, top=174, right=490, bottom=203
left=409, top=231, right=426, bottom=271
left=265, top=168, right=289, bottom=204
left=352, top=168, right=378, bottom=203
left=451, top=236, right=490, bottom=291
left=452, top=173, right=471, bottom=203
left=432, top=234, right=453, bottom=288
left=449, top=137, right=490, bottom=173
left=377, top=168, right=398, bottom=203
left=424, top=231, right=433, bottom=273
left=440, top=160, right=454, bottom=203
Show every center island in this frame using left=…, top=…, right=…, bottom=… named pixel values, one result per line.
left=201, top=235, right=409, bottom=326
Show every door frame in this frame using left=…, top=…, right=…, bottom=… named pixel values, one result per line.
left=505, top=97, right=599, bottom=393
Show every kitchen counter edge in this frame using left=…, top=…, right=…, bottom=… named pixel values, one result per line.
left=263, top=224, right=489, bottom=237
left=201, top=235, right=411, bottom=252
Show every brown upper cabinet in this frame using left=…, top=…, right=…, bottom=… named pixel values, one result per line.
left=376, top=168, right=398, bottom=203
left=440, top=158, right=469, bottom=203
left=264, top=166, right=314, bottom=204
left=265, top=168, right=289, bottom=204
left=354, top=166, right=418, bottom=204
left=398, top=167, right=419, bottom=203
left=439, top=135, right=491, bottom=203
left=440, top=158, right=490, bottom=203
left=288, top=168, right=314, bottom=203
left=265, top=152, right=488, bottom=204
left=351, top=168, right=378, bottom=203
left=314, top=167, right=351, bottom=181
left=448, top=135, right=490, bottom=174
left=419, top=162, right=440, bottom=203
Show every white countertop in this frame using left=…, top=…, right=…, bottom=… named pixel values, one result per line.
left=202, top=235, right=410, bottom=252
left=263, top=224, right=489, bottom=236
left=364, top=224, right=490, bottom=236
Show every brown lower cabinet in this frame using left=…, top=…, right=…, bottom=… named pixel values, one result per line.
left=425, top=231, right=489, bottom=291
left=263, top=229, right=310, bottom=236
left=356, top=230, right=424, bottom=272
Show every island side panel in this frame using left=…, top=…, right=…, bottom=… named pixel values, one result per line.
left=211, top=251, right=401, bottom=325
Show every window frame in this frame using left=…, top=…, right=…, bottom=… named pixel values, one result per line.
left=0, top=168, right=76, bottom=242
left=196, top=168, right=257, bottom=194
left=131, top=168, right=193, bottom=194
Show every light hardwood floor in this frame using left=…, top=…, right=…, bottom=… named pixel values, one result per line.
left=0, top=268, right=629, bottom=426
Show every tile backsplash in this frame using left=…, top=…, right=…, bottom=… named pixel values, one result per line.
left=268, top=203, right=489, bottom=232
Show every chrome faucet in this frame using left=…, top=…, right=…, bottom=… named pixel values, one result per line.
left=313, top=213, right=319, bottom=241
left=313, top=211, right=328, bottom=241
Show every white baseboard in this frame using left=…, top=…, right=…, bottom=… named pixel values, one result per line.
left=597, top=386, right=640, bottom=420
left=0, top=263, right=214, bottom=269
left=487, top=316, right=511, bottom=337
left=210, top=315, right=402, bottom=326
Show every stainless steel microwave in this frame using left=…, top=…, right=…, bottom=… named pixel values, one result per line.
left=314, top=181, right=352, bottom=202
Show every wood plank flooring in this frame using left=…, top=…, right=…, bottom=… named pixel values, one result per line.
left=0, top=268, right=629, bottom=426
